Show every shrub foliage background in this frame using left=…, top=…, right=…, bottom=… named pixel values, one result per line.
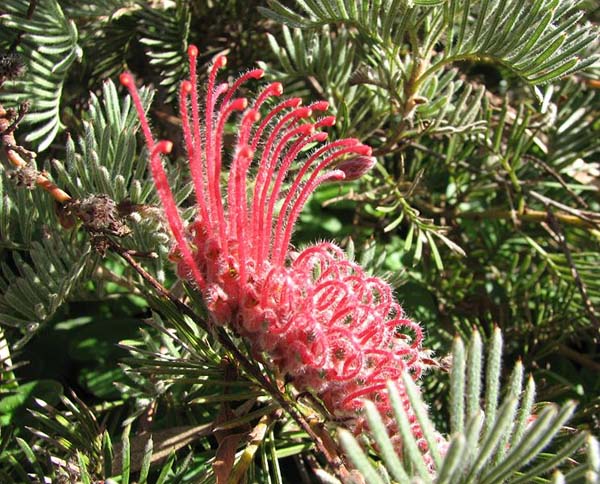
left=0, top=0, right=598, bottom=482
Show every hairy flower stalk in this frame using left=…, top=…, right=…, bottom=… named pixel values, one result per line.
left=121, top=46, right=439, bottom=460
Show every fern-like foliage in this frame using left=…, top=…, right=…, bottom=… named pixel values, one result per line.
left=18, top=392, right=191, bottom=483
left=262, top=24, right=489, bottom=143
left=137, top=0, right=191, bottom=103
left=60, top=0, right=127, bottom=17
left=545, top=78, right=600, bottom=168
left=0, top=0, right=81, bottom=151
left=0, top=170, right=56, bottom=249
left=79, top=11, right=139, bottom=89
left=0, top=77, right=189, bottom=337
left=0, top=162, right=98, bottom=338
left=433, top=0, right=598, bottom=84
left=256, top=0, right=593, bottom=268
left=260, top=25, right=387, bottom=137
left=0, top=233, right=95, bottom=335
left=526, top=238, right=600, bottom=317
left=339, top=328, right=598, bottom=483
left=51, top=79, right=154, bottom=202
left=12, top=312, right=296, bottom=483
left=261, top=0, right=598, bottom=84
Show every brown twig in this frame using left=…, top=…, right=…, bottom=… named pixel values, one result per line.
left=458, top=206, right=600, bottom=231
left=529, top=190, right=599, bottom=226
left=523, top=154, right=589, bottom=209
left=0, top=104, right=71, bottom=204
left=557, top=344, right=600, bottom=373
left=109, top=241, right=350, bottom=480
left=545, top=208, right=600, bottom=329
left=2, top=102, right=28, bottom=136
left=9, top=0, right=39, bottom=53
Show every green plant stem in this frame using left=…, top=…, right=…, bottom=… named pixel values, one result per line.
left=93, top=266, right=140, bottom=294
left=373, top=52, right=426, bottom=156
left=229, top=409, right=283, bottom=483
left=415, top=53, right=502, bottom=91
left=458, top=207, right=600, bottom=231
left=557, top=344, right=600, bottom=373
left=546, top=209, right=600, bottom=329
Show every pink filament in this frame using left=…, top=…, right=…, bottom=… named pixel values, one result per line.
left=149, top=141, right=206, bottom=290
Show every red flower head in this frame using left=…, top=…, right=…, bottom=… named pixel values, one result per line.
left=121, top=46, right=438, bottom=456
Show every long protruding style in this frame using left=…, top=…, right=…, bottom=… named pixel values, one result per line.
left=120, top=49, right=373, bottom=283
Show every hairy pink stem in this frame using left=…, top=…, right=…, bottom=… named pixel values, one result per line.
left=119, top=72, right=155, bottom=150
left=278, top=144, right=369, bottom=259
left=149, top=141, right=206, bottom=290
left=263, top=116, right=334, bottom=222
left=250, top=104, right=309, bottom=259
left=212, top=97, right=248, bottom=246
left=277, top=169, right=346, bottom=262
left=250, top=98, right=301, bottom=151
left=187, top=46, right=211, bottom=225
left=257, top=123, right=315, bottom=265
left=223, top=69, right=264, bottom=107
left=262, top=130, right=327, bottom=261
left=234, top=145, right=255, bottom=285
left=272, top=142, right=368, bottom=264
left=252, top=82, right=283, bottom=112
left=179, top=80, right=209, bottom=222
left=204, top=55, right=228, bottom=241
left=230, top=109, right=260, bottom=284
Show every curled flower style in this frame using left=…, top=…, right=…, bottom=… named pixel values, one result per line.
left=121, top=46, right=438, bottom=457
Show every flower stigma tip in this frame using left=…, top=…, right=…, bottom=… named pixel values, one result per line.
left=157, top=140, right=173, bottom=154
left=188, top=45, right=198, bottom=58
left=119, top=72, right=134, bottom=87
left=231, top=98, right=248, bottom=110
left=181, top=80, right=193, bottom=93
left=239, top=145, right=254, bottom=158
left=298, top=124, right=315, bottom=135
left=248, top=110, right=261, bottom=122
left=216, top=55, right=227, bottom=68
left=297, top=107, right=312, bottom=118
left=272, top=82, right=283, bottom=95
left=312, top=101, right=329, bottom=111
left=318, top=116, right=336, bottom=127
left=330, top=170, right=346, bottom=182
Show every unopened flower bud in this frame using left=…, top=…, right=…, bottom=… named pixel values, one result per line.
left=336, top=155, right=376, bottom=181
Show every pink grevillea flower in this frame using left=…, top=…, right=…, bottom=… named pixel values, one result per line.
left=120, top=46, right=437, bottom=457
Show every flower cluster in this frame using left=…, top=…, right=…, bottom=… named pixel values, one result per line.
left=121, top=46, right=436, bottom=454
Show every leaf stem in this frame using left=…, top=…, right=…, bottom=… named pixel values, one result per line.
left=545, top=209, right=600, bottom=328
left=415, top=53, right=500, bottom=91
left=1, top=104, right=71, bottom=204
left=458, top=207, right=600, bottom=231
